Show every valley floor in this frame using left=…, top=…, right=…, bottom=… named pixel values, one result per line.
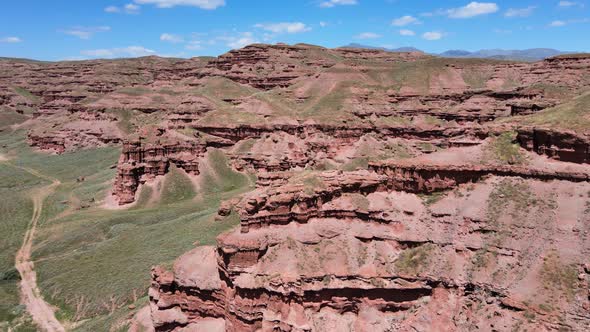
left=0, top=130, right=254, bottom=331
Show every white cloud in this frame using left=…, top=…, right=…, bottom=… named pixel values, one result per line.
left=81, top=46, right=156, bottom=58
left=219, top=32, right=258, bottom=49
left=422, top=31, right=444, bottom=40
left=185, top=40, right=202, bottom=50
left=228, top=37, right=257, bottom=49
left=160, top=33, right=184, bottom=43
left=354, top=32, right=381, bottom=39
left=447, top=2, right=499, bottom=18
left=550, top=20, right=567, bottom=26
left=61, top=26, right=111, bottom=39
left=549, top=18, right=589, bottom=26
left=320, top=0, right=357, bottom=8
left=392, top=15, right=420, bottom=26
left=420, top=11, right=436, bottom=17
left=399, top=29, right=415, bottom=36
left=105, top=6, right=120, bottom=13
left=0, top=36, right=22, bottom=43
left=134, top=0, right=224, bottom=9
left=105, top=3, right=140, bottom=14
left=63, top=56, right=88, bottom=61
left=319, top=21, right=328, bottom=27
left=125, top=3, right=141, bottom=12
left=254, top=22, right=311, bottom=34
left=558, top=1, right=583, bottom=7
left=505, top=6, right=536, bottom=17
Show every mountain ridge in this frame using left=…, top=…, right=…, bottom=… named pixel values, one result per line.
left=342, top=43, right=576, bottom=61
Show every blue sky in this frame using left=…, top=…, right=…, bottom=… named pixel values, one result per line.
left=0, top=0, right=588, bottom=60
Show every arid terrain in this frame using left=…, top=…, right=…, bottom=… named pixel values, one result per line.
left=1, top=44, right=590, bottom=331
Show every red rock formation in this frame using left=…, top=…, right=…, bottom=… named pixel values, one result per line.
left=149, top=166, right=590, bottom=331
left=200, top=44, right=338, bottom=90
left=113, top=138, right=205, bottom=204
left=517, top=127, right=590, bottom=164
left=166, top=96, right=215, bottom=130
left=27, top=133, right=67, bottom=154
left=369, top=161, right=590, bottom=192
left=5, top=46, right=590, bottom=331
left=193, top=122, right=490, bottom=143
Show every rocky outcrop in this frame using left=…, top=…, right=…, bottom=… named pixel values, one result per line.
left=149, top=165, right=590, bottom=331
left=351, top=88, right=558, bottom=124
left=193, top=123, right=490, bottom=143
left=113, top=139, right=205, bottom=204
left=369, top=161, right=590, bottom=192
left=166, top=96, right=215, bottom=129
left=234, top=170, right=388, bottom=232
left=5, top=46, right=590, bottom=331
left=200, top=44, right=329, bottom=90
left=334, top=47, right=427, bottom=62
left=517, top=127, right=590, bottom=164
left=27, top=133, right=67, bottom=154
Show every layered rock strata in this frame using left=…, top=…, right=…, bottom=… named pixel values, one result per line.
left=149, top=166, right=590, bottom=331
left=114, top=139, right=205, bottom=204
left=517, top=127, right=590, bottom=164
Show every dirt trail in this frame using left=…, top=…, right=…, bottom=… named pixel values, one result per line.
left=11, top=164, right=65, bottom=332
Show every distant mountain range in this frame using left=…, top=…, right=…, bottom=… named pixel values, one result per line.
left=344, top=43, right=423, bottom=53
left=342, top=43, right=575, bottom=61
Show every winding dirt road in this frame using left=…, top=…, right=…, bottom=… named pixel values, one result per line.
left=11, top=164, right=65, bottom=332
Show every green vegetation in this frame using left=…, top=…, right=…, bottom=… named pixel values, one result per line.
left=234, top=139, right=256, bottom=154
left=341, top=157, right=369, bottom=171
left=341, top=138, right=413, bottom=171
left=538, top=303, right=553, bottom=312
left=350, top=194, right=369, bottom=211
left=0, top=281, right=22, bottom=324
left=108, top=109, right=135, bottom=134
left=394, top=243, right=435, bottom=275
left=12, top=87, right=39, bottom=102
left=0, top=130, right=254, bottom=330
left=0, top=110, right=28, bottom=130
left=422, top=115, right=445, bottom=127
left=524, top=310, right=536, bottom=322
left=116, top=87, right=151, bottom=96
left=416, top=141, right=437, bottom=153
left=470, top=247, right=495, bottom=270
left=200, top=149, right=251, bottom=194
left=301, top=174, right=327, bottom=195
left=524, top=83, right=571, bottom=99
left=366, top=57, right=509, bottom=93
left=303, top=81, right=355, bottom=123
left=133, top=185, right=153, bottom=209
left=484, top=131, right=526, bottom=165
left=509, top=92, right=590, bottom=132
left=462, top=67, right=494, bottom=89
left=551, top=53, right=590, bottom=59
left=0, top=158, right=48, bottom=328
left=540, top=251, right=579, bottom=301
left=197, top=77, right=256, bottom=103
left=160, top=165, right=196, bottom=204
left=0, top=167, right=40, bottom=275
left=419, top=191, right=447, bottom=206
left=486, top=179, right=535, bottom=226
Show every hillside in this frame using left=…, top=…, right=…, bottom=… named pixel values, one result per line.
left=1, top=44, right=590, bottom=331
left=343, top=44, right=575, bottom=61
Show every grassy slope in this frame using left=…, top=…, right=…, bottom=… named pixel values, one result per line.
left=0, top=164, right=44, bottom=330
left=194, top=56, right=517, bottom=128
left=507, top=92, right=590, bottom=132
left=0, top=130, right=253, bottom=330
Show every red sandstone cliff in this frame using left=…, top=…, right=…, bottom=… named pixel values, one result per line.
left=149, top=165, right=590, bottom=331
